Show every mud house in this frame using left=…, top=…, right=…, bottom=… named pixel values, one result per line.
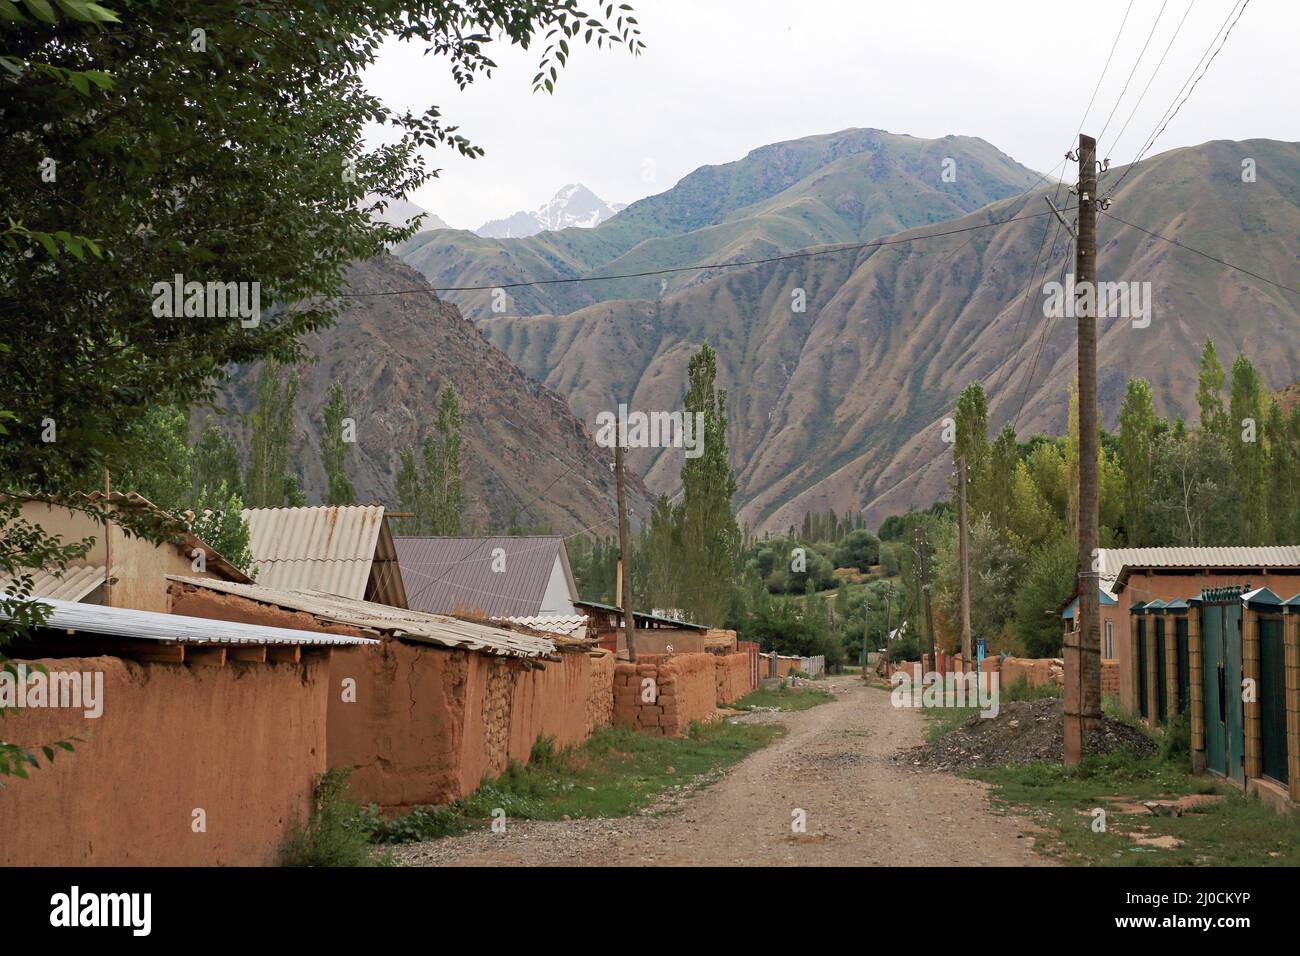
left=394, top=534, right=580, bottom=621
left=243, top=504, right=408, bottom=607
left=0, top=587, right=376, bottom=866
left=168, top=575, right=613, bottom=811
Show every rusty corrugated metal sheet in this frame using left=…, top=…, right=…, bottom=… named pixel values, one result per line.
left=241, top=506, right=388, bottom=600
left=168, top=575, right=556, bottom=658
left=395, top=536, right=573, bottom=618
left=0, top=564, right=112, bottom=603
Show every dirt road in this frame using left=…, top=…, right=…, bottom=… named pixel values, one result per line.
left=392, top=674, right=1051, bottom=867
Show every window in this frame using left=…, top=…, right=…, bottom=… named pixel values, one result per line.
left=1104, top=620, right=1114, bottom=660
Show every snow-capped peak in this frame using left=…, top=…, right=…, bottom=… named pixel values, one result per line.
left=476, top=184, right=625, bottom=238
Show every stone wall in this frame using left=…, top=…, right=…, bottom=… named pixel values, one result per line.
left=586, top=649, right=615, bottom=735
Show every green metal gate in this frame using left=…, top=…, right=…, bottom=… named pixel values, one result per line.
left=1155, top=616, right=1168, bottom=722
left=1137, top=616, right=1149, bottom=720
left=1260, top=616, right=1287, bottom=784
left=1199, top=589, right=1245, bottom=784
left=1175, top=616, right=1190, bottom=716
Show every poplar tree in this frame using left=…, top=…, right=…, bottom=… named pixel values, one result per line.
left=246, top=362, right=302, bottom=508
left=1118, top=378, right=1156, bottom=546
left=1196, top=339, right=1228, bottom=437
left=954, top=383, right=991, bottom=516
left=679, top=344, right=740, bottom=626
left=320, top=381, right=356, bottom=506
left=1229, top=354, right=1267, bottom=543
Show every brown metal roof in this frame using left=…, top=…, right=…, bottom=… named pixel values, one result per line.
left=168, top=575, right=556, bottom=658
left=395, top=535, right=575, bottom=618
left=241, top=506, right=407, bottom=606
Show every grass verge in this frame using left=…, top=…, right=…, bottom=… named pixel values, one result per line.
left=370, top=720, right=784, bottom=845
left=731, top=683, right=835, bottom=712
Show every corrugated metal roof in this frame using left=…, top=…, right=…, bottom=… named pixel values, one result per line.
left=1, top=564, right=112, bottom=603
left=1106, top=546, right=1300, bottom=594
left=395, top=536, right=574, bottom=618
left=2, top=597, right=377, bottom=647
left=496, top=614, right=588, bottom=637
left=574, top=599, right=709, bottom=631
left=168, top=575, right=556, bottom=659
left=242, top=505, right=403, bottom=603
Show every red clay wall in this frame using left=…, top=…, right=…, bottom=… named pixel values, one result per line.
left=1000, top=657, right=1063, bottom=688
left=329, top=641, right=605, bottom=811
left=586, top=649, right=614, bottom=734
left=613, top=653, right=718, bottom=737
left=0, top=654, right=327, bottom=866
left=714, top=651, right=752, bottom=705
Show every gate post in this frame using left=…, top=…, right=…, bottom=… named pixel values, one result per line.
left=1244, top=604, right=1263, bottom=782
left=1189, top=605, right=1206, bottom=773
left=1128, top=612, right=1142, bottom=716
left=1285, top=609, right=1300, bottom=803
left=1145, top=621, right=1159, bottom=728
left=1166, top=616, right=1180, bottom=718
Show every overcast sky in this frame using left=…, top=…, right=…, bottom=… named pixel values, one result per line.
left=361, top=0, right=1298, bottom=231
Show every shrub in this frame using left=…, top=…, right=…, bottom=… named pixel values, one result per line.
left=280, top=768, right=386, bottom=867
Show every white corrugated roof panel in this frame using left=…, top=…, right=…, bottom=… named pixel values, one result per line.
left=1, top=597, right=378, bottom=647
left=1, top=564, right=111, bottom=603
left=1105, top=546, right=1300, bottom=595
left=241, top=506, right=389, bottom=600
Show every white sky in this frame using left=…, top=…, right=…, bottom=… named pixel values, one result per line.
left=361, top=0, right=1298, bottom=230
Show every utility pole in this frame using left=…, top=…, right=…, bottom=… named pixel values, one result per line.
left=883, top=584, right=894, bottom=671
left=1065, top=133, right=1102, bottom=765
left=861, top=588, right=870, bottom=670
left=614, top=415, right=638, bottom=662
left=916, top=526, right=937, bottom=673
left=957, top=455, right=972, bottom=672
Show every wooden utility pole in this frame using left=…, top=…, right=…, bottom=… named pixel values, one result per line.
left=614, top=415, right=638, bottom=662
left=861, top=589, right=870, bottom=669
left=916, top=526, right=937, bottom=672
left=1065, top=133, right=1103, bottom=764
left=957, top=455, right=972, bottom=672
left=883, top=585, right=894, bottom=670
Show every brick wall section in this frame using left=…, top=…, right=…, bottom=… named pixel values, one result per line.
left=1243, top=608, right=1263, bottom=780
left=1285, top=614, right=1299, bottom=803
left=1101, top=659, right=1120, bottom=697
left=1189, top=609, right=1206, bottom=771
left=613, top=653, right=718, bottom=737
left=714, top=651, right=751, bottom=705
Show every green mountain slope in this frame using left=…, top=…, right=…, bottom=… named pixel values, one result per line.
left=397, top=128, right=1043, bottom=319
left=477, top=138, right=1300, bottom=533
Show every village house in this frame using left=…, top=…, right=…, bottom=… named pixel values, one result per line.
left=0, top=495, right=378, bottom=866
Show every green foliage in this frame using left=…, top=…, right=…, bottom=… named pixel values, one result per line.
left=1118, top=378, right=1156, bottom=546
left=245, top=363, right=301, bottom=509
left=395, top=383, right=463, bottom=535
left=190, top=482, right=255, bottom=576
left=111, top=406, right=192, bottom=511
left=320, top=381, right=357, bottom=506
left=279, top=767, right=386, bottom=867
left=191, top=417, right=244, bottom=501
left=678, top=344, right=741, bottom=627
left=1011, top=534, right=1077, bottom=657
left=833, top=528, right=879, bottom=571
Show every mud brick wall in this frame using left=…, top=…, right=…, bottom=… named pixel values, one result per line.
left=1000, top=657, right=1064, bottom=689
left=613, top=653, right=718, bottom=737
left=714, top=651, right=752, bottom=705
left=0, top=654, right=328, bottom=866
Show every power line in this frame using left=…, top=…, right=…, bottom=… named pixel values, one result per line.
left=1096, top=0, right=1171, bottom=145
left=1100, top=208, right=1299, bottom=297
left=1074, top=0, right=1136, bottom=139
left=1103, top=0, right=1199, bottom=160
left=335, top=209, right=1064, bottom=298
left=1103, top=0, right=1252, bottom=199
left=1013, top=235, right=1076, bottom=432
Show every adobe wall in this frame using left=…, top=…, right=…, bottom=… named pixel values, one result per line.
left=0, top=654, right=327, bottom=866
left=634, top=628, right=705, bottom=655
left=714, top=651, right=752, bottom=705
left=613, top=653, right=718, bottom=737
left=586, top=649, right=615, bottom=734
left=1000, top=657, right=1063, bottom=689
left=328, top=639, right=605, bottom=811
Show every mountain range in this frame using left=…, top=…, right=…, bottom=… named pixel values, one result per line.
left=392, top=130, right=1299, bottom=533
left=475, top=184, right=626, bottom=238
left=218, top=255, right=652, bottom=534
